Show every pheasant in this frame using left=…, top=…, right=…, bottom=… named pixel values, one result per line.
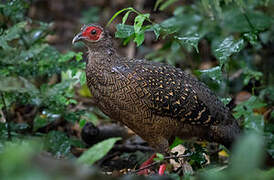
left=72, top=24, right=240, bottom=172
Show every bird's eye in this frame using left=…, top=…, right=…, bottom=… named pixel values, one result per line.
left=91, top=29, right=97, bottom=35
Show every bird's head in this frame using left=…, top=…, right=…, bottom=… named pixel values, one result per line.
left=72, top=24, right=111, bottom=47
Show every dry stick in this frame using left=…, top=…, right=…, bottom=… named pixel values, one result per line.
left=114, top=144, right=154, bottom=152
left=132, top=160, right=160, bottom=174
left=0, top=92, right=11, bottom=140
left=132, top=153, right=192, bottom=174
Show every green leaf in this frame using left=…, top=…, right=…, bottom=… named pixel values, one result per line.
left=79, top=119, right=87, bottom=129
left=154, top=0, right=164, bottom=11
left=151, top=24, right=161, bottom=39
left=201, top=0, right=211, bottom=15
left=134, top=31, right=145, bottom=46
left=234, top=96, right=266, bottom=119
left=260, top=86, right=274, bottom=103
left=234, top=96, right=266, bottom=132
left=243, top=32, right=258, bottom=46
left=197, top=66, right=223, bottom=84
left=0, top=21, right=27, bottom=49
left=115, top=24, right=134, bottom=39
left=0, top=140, right=40, bottom=176
left=265, top=132, right=274, bottom=159
left=11, top=122, right=29, bottom=131
left=75, top=52, right=83, bottom=61
left=44, top=131, right=71, bottom=158
left=175, top=34, right=200, bottom=53
left=134, top=14, right=150, bottom=33
left=64, top=111, right=83, bottom=123
left=107, top=7, right=134, bottom=26
left=212, top=0, right=222, bottom=15
left=188, top=144, right=207, bottom=168
left=33, top=115, right=49, bottom=131
left=230, top=133, right=264, bottom=175
left=214, top=36, right=245, bottom=66
left=242, top=67, right=263, bottom=85
left=19, top=44, right=48, bottom=61
left=0, top=76, right=38, bottom=93
left=223, top=9, right=272, bottom=32
left=84, top=112, right=99, bottom=125
left=154, top=153, right=165, bottom=162
left=80, top=72, right=86, bottom=86
left=77, top=137, right=121, bottom=165
left=122, top=11, right=131, bottom=24
left=245, top=114, right=265, bottom=133
left=221, top=97, right=232, bottom=106
left=59, top=51, right=77, bottom=62
left=159, top=0, right=179, bottom=11
left=170, top=137, right=184, bottom=149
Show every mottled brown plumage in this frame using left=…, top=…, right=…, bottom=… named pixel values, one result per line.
left=72, top=24, right=240, bottom=153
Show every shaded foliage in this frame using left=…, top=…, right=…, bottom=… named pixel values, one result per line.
left=0, top=0, right=89, bottom=157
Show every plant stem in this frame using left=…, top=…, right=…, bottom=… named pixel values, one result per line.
left=0, top=92, right=11, bottom=140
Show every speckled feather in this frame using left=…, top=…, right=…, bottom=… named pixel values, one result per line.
left=76, top=25, right=240, bottom=152
left=112, top=60, right=217, bottom=126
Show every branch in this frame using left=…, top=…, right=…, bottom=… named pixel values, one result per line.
left=132, top=153, right=192, bottom=174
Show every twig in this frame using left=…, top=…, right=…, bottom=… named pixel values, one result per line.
left=97, top=151, right=121, bottom=166
left=132, top=153, right=192, bottom=174
left=132, top=160, right=159, bottom=174
left=113, top=144, right=154, bottom=152
left=229, top=69, right=243, bottom=81
left=0, top=92, right=11, bottom=140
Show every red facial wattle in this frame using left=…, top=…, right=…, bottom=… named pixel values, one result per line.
left=82, top=26, right=102, bottom=41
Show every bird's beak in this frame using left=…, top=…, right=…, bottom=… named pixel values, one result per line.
left=72, top=32, right=84, bottom=44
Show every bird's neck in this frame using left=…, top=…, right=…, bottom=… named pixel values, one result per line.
left=85, top=44, right=120, bottom=86
left=85, top=44, right=120, bottom=93
left=87, top=45, right=117, bottom=68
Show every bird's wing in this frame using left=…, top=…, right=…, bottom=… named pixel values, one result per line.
left=113, top=59, right=226, bottom=126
